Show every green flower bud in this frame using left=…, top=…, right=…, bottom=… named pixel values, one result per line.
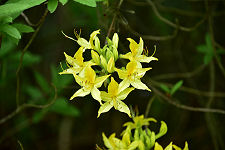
left=94, top=36, right=101, bottom=53
left=112, top=33, right=119, bottom=48
left=107, top=57, right=115, bottom=73
left=149, top=131, right=155, bottom=149
left=77, top=38, right=90, bottom=49
left=91, top=50, right=100, bottom=65
left=106, top=37, right=112, bottom=45
left=106, top=49, right=113, bottom=62
left=101, top=45, right=107, bottom=56
left=112, top=46, right=118, bottom=60
left=100, top=55, right=107, bottom=70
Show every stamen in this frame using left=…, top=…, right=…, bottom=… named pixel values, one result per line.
left=151, top=45, right=157, bottom=57
left=61, top=31, right=76, bottom=42
left=60, top=62, right=64, bottom=71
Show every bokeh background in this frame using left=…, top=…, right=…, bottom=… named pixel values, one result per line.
left=0, top=0, right=225, bottom=149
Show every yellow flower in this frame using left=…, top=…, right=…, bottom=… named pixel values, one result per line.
left=115, top=61, right=151, bottom=92
left=70, top=66, right=110, bottom=104
left=98, top=77, right=134, bottom=117
left=154, top=142, right=189, bottom=150
left=120, top=37, right=158, bottom=63
left=74, top=29, right=100, bottom=50
left=59, top=47, right=95, bottom=75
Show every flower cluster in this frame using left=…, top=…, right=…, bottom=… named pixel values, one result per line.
left=59, top=29, right=157, bottom=117
left=98, top=115, right=189, bottom=150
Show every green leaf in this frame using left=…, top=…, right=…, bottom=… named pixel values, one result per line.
left=59, top=0, right=68, bottom=5
left=73, top=0, right=96, bottom=7
left=47, top=0, right=58, bottom=13
left=12, top=23, right=34, bottom=33
left=34, top=71, right=50, bottom=93
left=10, top=51, right=41, bottom=66
left=32, top=109, right=48, bottom=123
left=0, top=36, right=16, bottom=58
left=0, top=0, right=46, bottom=19
left=0, top=24, right=21, bottom=39
left=0, top=16, right=13, bottom=24
left=155, top=121, right=167, bottom=139
left=49, top=98, right=80, bottom=117
left=159, top=84, right=170, bottom=93
left=170, top=80, right=183, bottom=95
left=25, top=85, right=42, bottom=100
left=51, top=64, right=73, bottom=89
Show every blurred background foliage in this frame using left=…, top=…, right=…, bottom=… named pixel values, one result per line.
left=0, top=0, right=225, bottom=149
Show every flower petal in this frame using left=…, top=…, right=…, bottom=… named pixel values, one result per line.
left=70, top=88, right=90, bottom=100
left=97, top=101, right=113, bottom=118
left=120, top=52, right=133, bottom=60
left=115, top=68, right=128, bottom=80
left=74, top=47, right=84, bottom=65
left=118, top=79, right=130, bottom=93
left=117, top=87, right=134, bottom=101
left=116, top=100, right=131, bottom=117
left=73, top=74, right=85, bottom=86
left=100, top=91, right=112, bottom=102
left=131, top=79, right=151, bottom=91
left=127, top=38, right=138, bottom=56
left=136, top=68, right=152, bottom=78
left=89, top=29, right=100, bottom=49
left=137, top=37, right=144, bottom=55
left=84, top=66, right=96, bottom=83
left=108, top=77, right=119, bottom=97
left=64, top=52, right=77, bottom=66
left=59, top=67, right=79, bottom=75
left=77, top=38, right=90, bottom=49
left=91, top=86, right=102, bottom=104
left=95, top=75, right=110, bottom=88
left=154, top=142, right=163, bottom=150
left=137, top=55, right=158, bottom=63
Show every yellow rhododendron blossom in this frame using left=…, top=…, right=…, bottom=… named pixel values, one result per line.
left=102, top=132, right=139, bottom=150
left=70, top=66, right=110, bottom=104
left=115, top=61, right=151, bottom=92
left=74, top=29, right=100, bottom=50
left=59, top=47, right=95, bottom=75
left=120, top=37, right=158, bottom=63
left=98, top=77, right=134, bottom=117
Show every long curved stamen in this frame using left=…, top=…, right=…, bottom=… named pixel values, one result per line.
left=61, top=31, right=76, bottom=42
left=151, top=45, right=157, bottom=57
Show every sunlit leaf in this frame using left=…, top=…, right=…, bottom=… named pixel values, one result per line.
left=47, top=0, right=58, bottom=13
left=12, top=23, right=34, bottom=33
left=73, top=0, right=96, bottom=7
left=0, top=24, right=21, bottom=39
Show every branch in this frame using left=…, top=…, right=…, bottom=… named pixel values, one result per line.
left=146, top=81, right=225, bottom=115
left=150, top=79, right=225, bottom=98
left=152, top=64, right=206, bottom=80
left=145, top=0, right=207, bottom=32
left=16, top=9, right=48, bottom=106
left=0, top=84, right=57, bottom=125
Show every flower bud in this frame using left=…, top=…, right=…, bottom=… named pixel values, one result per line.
left=107, top=57, right=115, bottom=73
left=112, top=33, right=119, bottom=48
left=91, top=50, right=100, bottom=65
left=112, top=46, right=118, bottom=60
left=106, top=49, right=113, bottom=62
left=100, top=55, right=107, bottom=70
left=94, top=36, right=101, bottom=53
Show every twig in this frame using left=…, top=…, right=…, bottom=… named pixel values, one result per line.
left=150, top=79, right=225, bottom=98
left=144, top=95, right=156, bottom=118
left=146, top=82, right=225, bottom=115
left=16, top=9, right=48, bottom=107
left=0, top=84, right=57, bottom=125
left=152, top=64, right=206, bottom=80
left=21, top=12, right=35, bottom=26
left=145, top=0, right=207, bottom=32
left=121, top=21, right=178, bottom=41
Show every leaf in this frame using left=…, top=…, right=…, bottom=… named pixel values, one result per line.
left=170, top=80, right=183, bottom=95
left=159, top=84, right=170, bottom=93
left=73, top=0, right=96, bottom=7
left=12, top=23, right=34, bottom=33
left=25, top=85, right=42, bottom=100
left=34, top=71, right=50, bottom=93
left=49, top=98, right=80, bottom=117
left=155, top=121, right=167, bottom=139
left=0, top=16, right=13, bottom=24
left=0, top=36, right=16, bottom=58
left=0, top=0, right=46, bottom=19
left=47, top=0, right=58, bottom=13
left=0, top=24, right=21, bottom=39
left=32, top=109, right=48, bottom=123
left=59, top=0, right=68, bottom=5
